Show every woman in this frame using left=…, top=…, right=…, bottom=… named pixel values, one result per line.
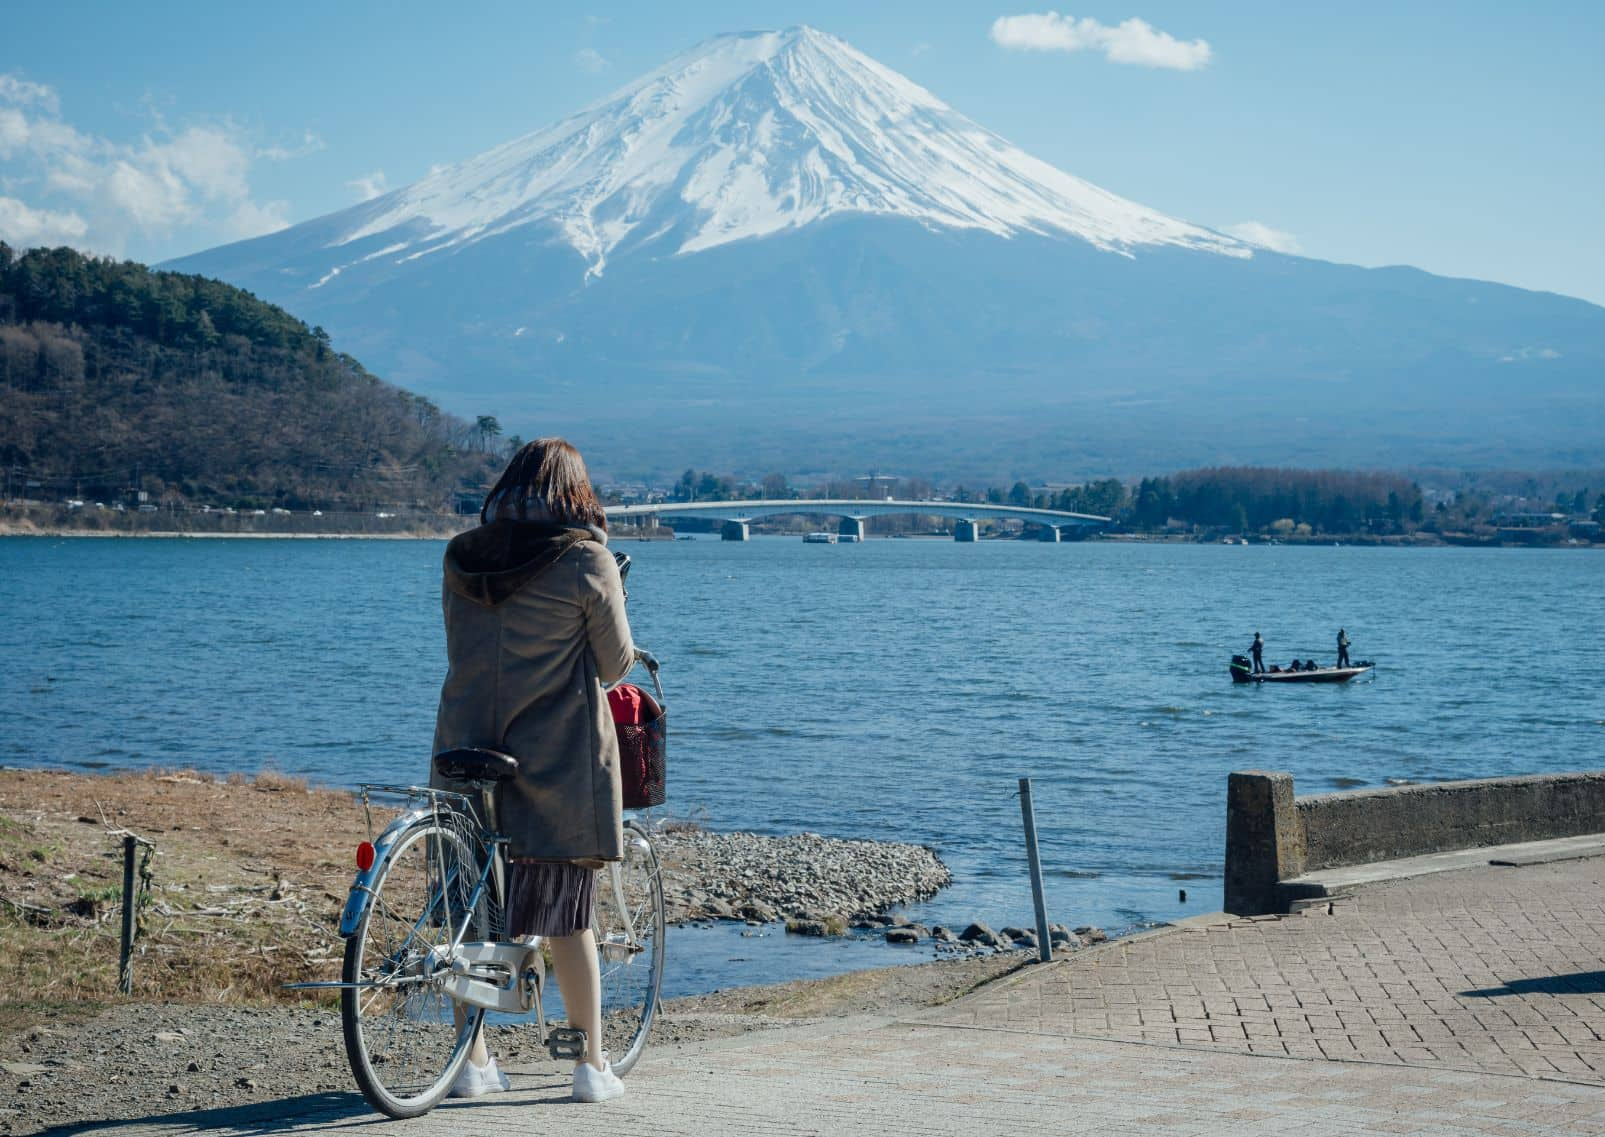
left=430, top=438, right=635, bottom=1103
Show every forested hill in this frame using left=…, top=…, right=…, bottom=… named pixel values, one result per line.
left=0, top=243, right=497, bottom=510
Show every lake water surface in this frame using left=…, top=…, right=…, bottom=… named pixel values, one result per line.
left=4, top=536, right=1602, bottom=991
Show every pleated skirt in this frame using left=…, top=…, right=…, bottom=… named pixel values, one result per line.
left=506, top=859, right=596, bottom=937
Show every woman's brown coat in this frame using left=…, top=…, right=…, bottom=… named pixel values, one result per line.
left=430, top=520, right=635, bottom=861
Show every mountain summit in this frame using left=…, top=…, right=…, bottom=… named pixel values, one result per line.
left=318, top=26, right=1244, bottom=282
left=168, top=28, right=1604, bottom=477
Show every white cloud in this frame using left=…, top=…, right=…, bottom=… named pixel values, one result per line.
left=256, top=130, right=325, bottom=161
left=1222, top=221, right=1301, bottom=254
left=1499, top=346, right=1562, bottom=363
left=104, top=158, right=191, bottom=228
left=161, top=126, right=253, bottom=203
left=224, top=198, right=291, bottom=240
left=574, top=48, right=610, bottom=74
left=911, top=42, right=933, bottom=57
left=0, top=70, right=314, bottom=256
left=0, top=75, right=59, bottom=113
left=990, top=12, right=1212, bottom=71
left=347, top=169, right=389, bottom=201
left=0, top=195, right=88, bottom=246
left=0, top=107, right=27, bottom=157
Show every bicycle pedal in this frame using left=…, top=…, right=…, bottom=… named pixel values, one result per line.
left=546, top=1027, right=587, bottom=1061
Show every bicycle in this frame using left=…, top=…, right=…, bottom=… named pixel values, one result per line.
left=291, top=655, right=668, bottom=1119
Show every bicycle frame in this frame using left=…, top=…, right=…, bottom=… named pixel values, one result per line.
left=304, top=784, right=550, bottom=1021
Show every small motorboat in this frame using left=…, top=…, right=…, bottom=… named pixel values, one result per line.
left=803, top=532, right=838, bottom=544
left=1230, top=654, right=1373, bottom=684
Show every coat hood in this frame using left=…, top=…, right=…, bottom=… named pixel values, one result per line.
left=443, top=519, right=608, bottom=607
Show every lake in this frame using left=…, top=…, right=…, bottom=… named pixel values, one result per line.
left=4, top=535, right=1603, bottom=991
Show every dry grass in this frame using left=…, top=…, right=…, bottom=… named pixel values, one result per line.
left=0, top=768, right=376, bottom=1028
left=250, top=770, right=310, bottom=794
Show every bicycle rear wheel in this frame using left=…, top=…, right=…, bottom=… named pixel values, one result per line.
left=341, top=814, right=491, bottom=1118
left=593, top=819, right=666, bottom=1075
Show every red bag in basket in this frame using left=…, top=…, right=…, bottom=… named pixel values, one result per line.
left=608, top=682, right=666, bottom=808
left=607, top=683, right=657, bottom=725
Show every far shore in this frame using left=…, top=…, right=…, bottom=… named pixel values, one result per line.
left=0, top=526, right=448, bottom=540
left=4, top=524, right=1599, bottom=549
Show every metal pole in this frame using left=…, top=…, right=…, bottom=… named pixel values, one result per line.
left=1019, top=777, right=1053, bottom=963
left=118, top=834, right=136, bottom=994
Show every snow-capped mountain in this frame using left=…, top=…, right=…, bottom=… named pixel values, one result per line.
left=167, top=27, right=1605, bottom=477
left=317, top=27, right=1245, bottom=283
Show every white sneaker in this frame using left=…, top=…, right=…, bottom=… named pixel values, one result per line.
left=571, top=1060, right=625, bottom=1103
left=449, top=1055, right=511, bottom=1098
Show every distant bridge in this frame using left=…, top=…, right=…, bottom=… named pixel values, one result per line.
left=604, top=498, right=1109, bottom=542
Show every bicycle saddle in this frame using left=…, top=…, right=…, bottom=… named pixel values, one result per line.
left=433, top=747, right=519, bottom=783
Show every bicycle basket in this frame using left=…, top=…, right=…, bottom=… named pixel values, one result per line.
left=610, top=666, right=666, bottom=809
left=616, top=711, right=666, bottom=809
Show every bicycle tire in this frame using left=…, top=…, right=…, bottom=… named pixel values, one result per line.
left=341, top=813, right=490, bottom=1118
left=593, top=819, right=666, bottom=1076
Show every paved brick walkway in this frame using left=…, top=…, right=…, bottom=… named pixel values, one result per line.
left=934, top=856, right=1605, bottom=1081
left=47, top=856, right=1605, bottom=1135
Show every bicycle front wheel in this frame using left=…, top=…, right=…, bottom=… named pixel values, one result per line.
left=594, top=819, right=666, bottom=1075
left=341, top=814, right=490, bottom=1118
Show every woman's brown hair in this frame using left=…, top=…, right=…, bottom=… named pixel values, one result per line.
left=480, top=437, right=608, bottom=531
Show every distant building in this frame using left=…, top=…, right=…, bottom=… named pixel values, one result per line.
left=1491, top=512, right=1565, bottom=529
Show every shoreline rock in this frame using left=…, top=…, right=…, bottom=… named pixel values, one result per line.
left=654, top=828, right=951, bottom=928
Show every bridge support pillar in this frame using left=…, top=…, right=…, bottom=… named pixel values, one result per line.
left=720, top=520, right=749, bottom=542
left=838, top=516, right=866, bottom=542
left=1037, top=524, right=1061, bottom=543
left=954, top=519, right=979, bottom=543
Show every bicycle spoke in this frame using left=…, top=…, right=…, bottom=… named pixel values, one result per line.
left=592, top=822, right=665, bottom=1076
left=342, top=814, right=490, bottom=1118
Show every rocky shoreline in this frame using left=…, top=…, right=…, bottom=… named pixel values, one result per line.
left=652, top=827, right=1106, bottom=953
left=655, top=828, right=950, bottom=925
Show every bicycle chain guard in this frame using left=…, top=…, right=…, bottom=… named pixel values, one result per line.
left=441, top=941, right=544, bottom=1014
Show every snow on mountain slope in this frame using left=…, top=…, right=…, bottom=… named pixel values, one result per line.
left=325, top=25, right=1246, bottom=280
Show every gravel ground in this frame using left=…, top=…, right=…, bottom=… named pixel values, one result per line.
left=0, top=954, right=1026, bottom=1136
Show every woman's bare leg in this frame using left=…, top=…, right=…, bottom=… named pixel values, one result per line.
left=547, top=928, right=605, bottom=1070
left=458, top=1005, right=489, bottom=1067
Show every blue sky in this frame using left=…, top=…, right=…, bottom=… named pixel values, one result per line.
left=3, top=1, right=1602, bottom=304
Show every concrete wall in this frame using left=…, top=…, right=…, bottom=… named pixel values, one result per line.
left=1300, top=773, right=1605, bottom=870
left=1224, top=770, right=1605, bottom=915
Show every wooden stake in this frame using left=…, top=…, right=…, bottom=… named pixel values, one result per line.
left=118, top=834, right=137, bottom=994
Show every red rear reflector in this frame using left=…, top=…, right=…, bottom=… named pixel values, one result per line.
left=356, top=841, right=376, bottom=871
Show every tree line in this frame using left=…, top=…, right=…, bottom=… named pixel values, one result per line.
left=654, top=465, right=1604, bottom=536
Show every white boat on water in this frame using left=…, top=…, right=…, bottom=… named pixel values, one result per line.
left=803, top=532, right=838, bottom=544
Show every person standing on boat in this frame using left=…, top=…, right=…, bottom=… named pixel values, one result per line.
left=1250, top=632, right=1265, bottom=673
left=1337, top=628, right=1351, bottom=668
